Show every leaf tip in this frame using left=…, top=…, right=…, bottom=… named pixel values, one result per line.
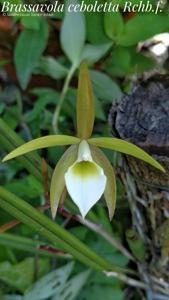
left=108, top=212, right=114, bottom=222
left=51, top=206, right=57, bottom=220
left=2, top=151, right=16, bottom=162
left=2, top=155, right=9, bottom=162
left=106, top=203, right=115, bottom=222
left=159, top=165, right=165, bottom=173
left=154, top=160, right=165, bottom=173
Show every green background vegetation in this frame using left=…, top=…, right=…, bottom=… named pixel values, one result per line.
left=0, top=0, right=169, bottom=299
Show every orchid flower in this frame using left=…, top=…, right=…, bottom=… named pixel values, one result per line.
left=3, top=63, right=165, bottom=219
left=64, top=140, right=107, bottom=218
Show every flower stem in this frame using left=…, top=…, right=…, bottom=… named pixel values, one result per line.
left=52, top=65, right=76, bottom=133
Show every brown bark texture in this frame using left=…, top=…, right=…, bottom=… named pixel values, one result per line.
left=109, top=75, right=169, bottom=300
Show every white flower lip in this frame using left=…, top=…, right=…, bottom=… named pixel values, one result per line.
left=65, top=140, right=107, bottom=218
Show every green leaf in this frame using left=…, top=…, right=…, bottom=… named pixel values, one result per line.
left=130, top=50, right=156, bottom=73
left=84, top=0, right=109, bottom=44
left=118, top=14, right=169, bottom=46
left=0, top=258, right=49, bottom=292
left=105, top=47, right=131, bottom=77
left=25, top=89, right=60, bottom=123
left=104, top=11, right=124, bottom=41
left=126, top=229, right=145, bottom=261
left=0, top=118, right=45, bottom=182
left=95, top=97, right=106, bottom=121
left=78, top=284, right=124, bottom=300
left=50, top=145, right=78, bottom=219
left=88, top=137, right=165, bottom=172
left=52, top=269, right=91, bottom=300
left=90, top=70, right=122, bottom=102
left=21, top=16, right=40, bottom=30
left=5, top=175, right=42, bottom=199
left=76, top=63, right=95, bottom=139
left=2, top=135, right=80, bottom=162
left=0, top=233, right=67, bottom=258
left=0, top=187, right=113, bottom=272
left=35, top=56, right=68, bottom=80
left=14, top=17, right=48, bottom=90
left=60, top=0, right=86, bottom=66
left=3, top=106, right=18, bottom=129
left=24, top=262, right=74, bottom=300
left=80, top=42, right=112, bottom=65
left=90, top=145, right=116, bottom=220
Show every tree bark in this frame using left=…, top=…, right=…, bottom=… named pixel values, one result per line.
left=109, top=75, right=169, bottom=300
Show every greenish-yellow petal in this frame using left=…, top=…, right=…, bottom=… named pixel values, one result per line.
left=3, top=135, right=80, bottom=162
left=88, top=137, right=165, bottom=173
left=90, top=145, right=116, bottom=220
left=76, top=63, right=95, bottom=139
left=50, top=145, right=78, bottom=219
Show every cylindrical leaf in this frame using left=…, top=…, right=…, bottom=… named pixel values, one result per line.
left=0, top=118, right=44, bottom=182
left=90, top=145, right=116, bottom=220
left=77, top=63, right=95, bottom=139
left=88, top=137, right=165, bottom=172
left=3, top=135, right=80, bottom=162
left=0, top=187, right=113, bottom=272
left=50, top=145, right=78, bottom=219
left=0, top=233, right=67, bottom=258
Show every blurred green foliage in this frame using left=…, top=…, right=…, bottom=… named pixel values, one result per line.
left=0, top=0, right=169, bottom=298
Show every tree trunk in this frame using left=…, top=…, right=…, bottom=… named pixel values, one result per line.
left=109, top=75, right=169, bottom=300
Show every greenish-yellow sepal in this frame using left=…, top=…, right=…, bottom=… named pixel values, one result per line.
left=88, top=137, right=165, bottom=173
left=50, top=145, right=78, bottom=219
left=76, top=63, right=95, bottom=139
left=90, top=145, right=116, bottom=221
left=3, top=135, right=80, bottom=162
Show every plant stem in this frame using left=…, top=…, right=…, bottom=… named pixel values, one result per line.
left=104, top=271, right=169, bottom=295
left=52, top=65, right=76, bottom=133
left=104, top=271, right=149, bottom=290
